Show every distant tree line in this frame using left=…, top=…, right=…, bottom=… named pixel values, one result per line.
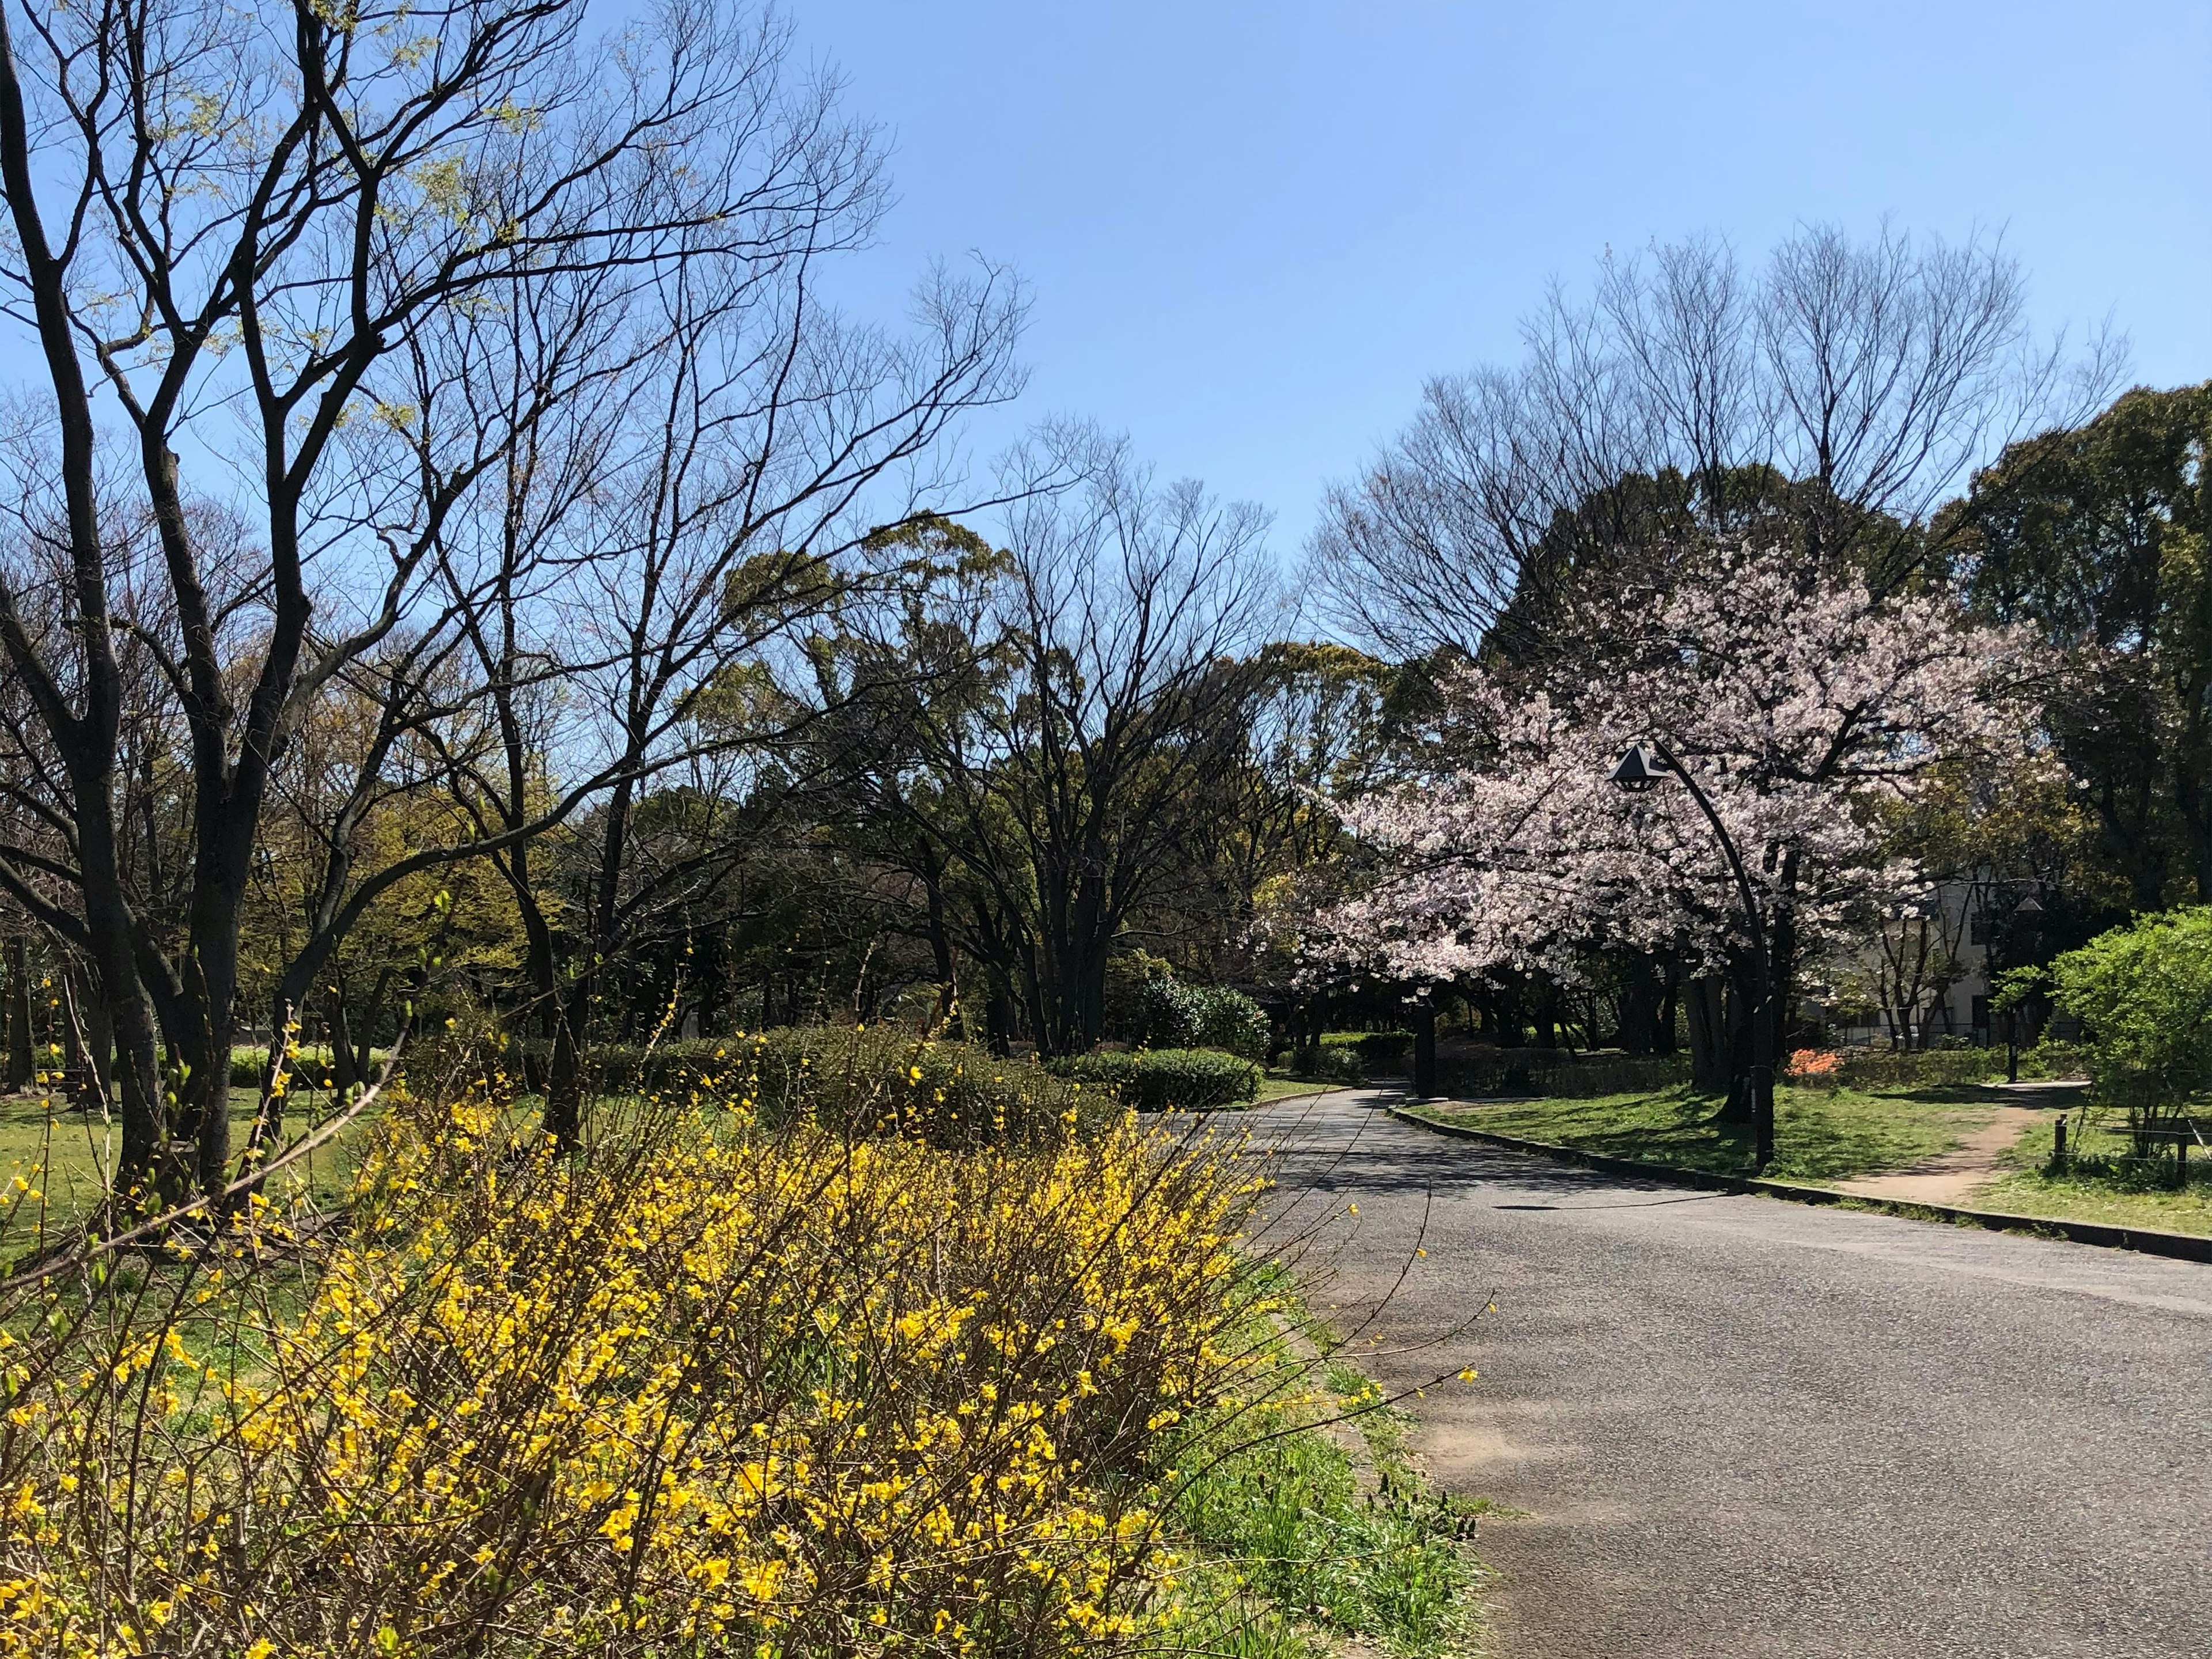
left=0, top=0, right=2200, bottom=1198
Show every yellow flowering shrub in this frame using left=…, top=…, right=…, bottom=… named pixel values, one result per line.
left=0, top=1078, right=1270, bottom=1657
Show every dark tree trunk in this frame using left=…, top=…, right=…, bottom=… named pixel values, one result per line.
left=545, top=772, right=637, bottom=1147
left=5, top=939, right=32, bottom=1090
left=1686, top=975, right=1728, bottom=1092
left=1412, top=1001, right=1438, bottom=1099
left=922, top=850, right=959, bottom=1034
left=1534, top=983, right=1559, bottom=1052
left=85, top=984, right=112, bottom=1106
left=1722, top=968, right=1757, bottom=1124
left=984, top=976, right=1014, bottom=1058
left=1618, top=957, right=1664, bottom=1056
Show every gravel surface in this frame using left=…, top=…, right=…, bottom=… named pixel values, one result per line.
left=1238, top=1089, right=2212, bottom=1659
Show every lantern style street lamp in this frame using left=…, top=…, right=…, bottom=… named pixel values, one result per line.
left=1611, top=740, right=1778, bottom=1171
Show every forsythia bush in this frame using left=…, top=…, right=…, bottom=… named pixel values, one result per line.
left=0, top=1078, right=1271, bottom=1657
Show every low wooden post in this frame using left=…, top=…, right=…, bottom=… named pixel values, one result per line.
left=2051, top=1113, right=2069, bottom=1171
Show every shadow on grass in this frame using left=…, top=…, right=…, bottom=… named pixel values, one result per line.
left=1434, top=1082, right=1985, bottom=1184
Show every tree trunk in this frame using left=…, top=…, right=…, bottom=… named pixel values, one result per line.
left=984, top=976, right=1014, bottom=1058
left=1686, top=975, right=1728, bottom=1092
left=1717, top=966, right=1756, bottom=1124
left=5, top=939, right=31, bottom=1091
left=1618, top=958, right=1662, bottom=1056
left=545, top=772, right=637, bottom=1147
left=922, top=850, right=959, bottom=1034
left=1412, top=1001, right=1438, bottom=1099
left=331, top=989, right=360, bottom=1094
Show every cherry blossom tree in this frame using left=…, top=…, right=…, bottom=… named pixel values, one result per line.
left=1302, top=541, right=2035, bottom=1157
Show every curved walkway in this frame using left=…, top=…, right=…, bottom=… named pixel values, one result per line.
left=1240, top=1089, right=2212, bottom=1659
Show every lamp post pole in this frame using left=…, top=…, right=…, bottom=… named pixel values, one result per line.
left=1612, top=740, right=1777, bottom=1172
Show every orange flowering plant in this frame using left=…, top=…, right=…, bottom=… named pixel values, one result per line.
left=1785, top=1047, right=1845, bottom=1080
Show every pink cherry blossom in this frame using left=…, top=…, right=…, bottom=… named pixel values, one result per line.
left=1302, top=544, right=2036, bottom=994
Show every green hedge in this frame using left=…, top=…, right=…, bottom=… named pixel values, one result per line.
left=1044, top=1048, right=1262, bottom=1111
left=1435, top=1051, right=1688, bottom=1100
left=1133, top=976, right=1271, bottom=1059
left=1832, top=1048, right=2002, bottom=1089
left=228, top=1045, right=376, bottom=1089
left=521, top=1027, right=1108, bottom=1146
left=1285, top=1045, right=1366, bottom=1085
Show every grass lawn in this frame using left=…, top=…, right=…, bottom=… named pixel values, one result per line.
left=1164, top=1267, right=1485, bottom=1659
left=0, top=1083, right=365, bottom=1245
left=1254, top=1072, right=1350, bottom=1103
left=1410, top=1081, right=1994, bottom=1185
left=1978, top=1115, right=2212, bottom=1237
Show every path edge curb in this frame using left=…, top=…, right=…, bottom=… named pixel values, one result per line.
left=1385, top=1105, right=2212, bottom=1266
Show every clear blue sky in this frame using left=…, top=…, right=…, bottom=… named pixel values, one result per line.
left=800, top=0, right=2212, bottom=550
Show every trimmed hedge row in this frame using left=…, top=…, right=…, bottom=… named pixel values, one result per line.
left=1831, top=1048, right=2002, bottom=1089
left=1044, top=1048, right=1263, bottom=1111
left=1437, top=1051, right=1690, bottom=1100
left=1285, top=1044, right=1366, bottom=1085
left=518, top=1027, right=1109, bottom=1145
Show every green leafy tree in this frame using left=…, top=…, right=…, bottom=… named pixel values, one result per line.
left=1961, top=383, right=2212, bottom=906
left=2043, top=907, right=2212, bottom=1146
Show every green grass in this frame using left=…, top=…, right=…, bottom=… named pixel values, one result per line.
left=1411, top=1081, right=1993, bottom=1185
left=1168, top=1406, right=1480, bottom=1659
left=1254, top=1073, right=1350, bottom=1103
left=1158, top=1268, right=1486, bottom=1659
left=0, top=1082, right=368, bottom=1245
left=1978, top=1115, right=2212, bottom=1237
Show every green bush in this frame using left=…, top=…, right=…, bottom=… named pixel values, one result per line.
left=1132, top=973, right=1270, bottom=1059
left=524, top=1027, right=1106, bottom=1145
left=1286, top=1044, right=1365, bottom=1085
left=1436, top=1050, right=1687, bottom=1099
left=2016, top=1039, right=2090, bottom=1080
left=1832, top=1048, right=2001, bottom=1089
left=2044, top=908, right=2212, bottom=1121
left=1351, top=1031, right=1412, bottom=1069
left=228, top=1044, right=367, bottom=1089
left=1046, top=1047, right=1262, bottom=1111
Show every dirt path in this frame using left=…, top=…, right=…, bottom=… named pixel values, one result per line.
left=1830, top=1104, right=2044, bottom=1205
left=1830, top=1082, right=2088, bottom=1206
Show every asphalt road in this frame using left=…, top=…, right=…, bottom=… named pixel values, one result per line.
left=1239, top=1089, right=2212, bottom=1659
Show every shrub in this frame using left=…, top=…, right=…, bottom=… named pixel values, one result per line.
left=2016, top=1038, right=2090, bottom=1080
left=1284, top=1044, right=1365, bottom=1085
left=1785, top=1048, right=1844, bottom=1089
left=0, top=1080, right=1271, bottom=1656
left=2044, top=907, right=2212, bottom=1122
left=1047, top=1047, right=1263, bottom=1110
left=229, top=1043, right=359, bottom=1089
left=1435, top=1051, right=1688, bottom=1099
left=1832, top=1047, right=2000, bottom=1089
left=1132, top=974, right=1270, bottom=1059
left=1350, top=1031, right=1412, bottom=1070
left=524, top=1026, right=1108, bottom=1145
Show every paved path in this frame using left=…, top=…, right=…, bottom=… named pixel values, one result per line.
left=1237, top=1089, right=2212, bottom=1659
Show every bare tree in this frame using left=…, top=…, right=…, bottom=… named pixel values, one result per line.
left=1310, top=224, right=2123, bottom=663
left=0, top=0, right=1015, bottom=1192
left=826, top=433, right=1281, bottom=1055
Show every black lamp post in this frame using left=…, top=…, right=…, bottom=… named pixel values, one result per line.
left=1612, top=740, right=1777, bottom=1172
